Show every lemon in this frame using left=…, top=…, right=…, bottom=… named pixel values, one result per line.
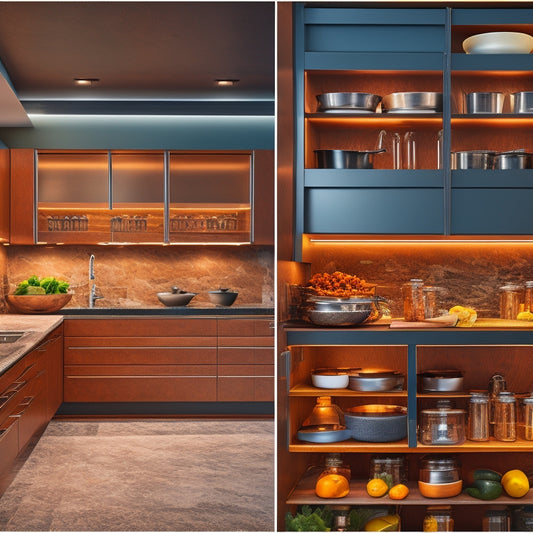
left=502, top=469, right=530, bottom=498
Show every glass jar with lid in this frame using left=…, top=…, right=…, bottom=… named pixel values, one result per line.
left=500, top=284, right=523, bottom=319
left=521, top=396, right=533, bottom=440
left=494, top=391, right=516, bottom=442
left=419, top=401, right=466, bottom=445
left=402, top=279, right=425, bottom=322
left=319, top=453, right=351, bottom=482
left=468, top=391, right=490, bottom=442
left=423, top=505, right=454, bottom=531
left=369, top=455, right=408, bottom=486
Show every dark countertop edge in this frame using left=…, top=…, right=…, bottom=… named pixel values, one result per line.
left=58, top=306, right=274, bottom=316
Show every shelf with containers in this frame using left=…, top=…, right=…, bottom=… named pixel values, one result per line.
left=282, top=324, right=533, bottom=530
left=293, top=5, right=533, bottom=258
left=11, top=149, right=273, bottom=245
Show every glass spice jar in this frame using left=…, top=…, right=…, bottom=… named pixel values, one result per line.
left=369, top=455, right=408, bottom=486
left=423, top=505, right=454, bottom=531
left=522, top=396, right=533, bottom=441
left=500, top=284, right=522, bottom=320
left=402, top=279, right=425, bottom=322
left=468, top=391, right=490, bottom=442
left=525, top=282, right=533, bottom=313
left=494, top=391, right=517, bottom=442
left=318, top=453, right=351, bottom=482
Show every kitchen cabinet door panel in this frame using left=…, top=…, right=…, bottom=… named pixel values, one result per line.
left=217, top=377, right=273, bottom=402
left=64, top=346, right=217, bottom=365
left=65, top=336, right=216, bottom=348
left=14, top=391, right=48, bottom=451
left=0, top=418, right=19, bottom=477
left=218, top=347, right=275, bottom=365
left=64, top=376, right=217, bottom=402
left=64, top=318, right=217, bottom=338
left=218, top=364, right=274, bottom=377
left=217, top=318, right=274, bottom=337
left=305, top=188, right=445, bottom=234
left=0, top=150, right=9, bottom=243
left=451, top=189, right=533, bottom=234
left=10, top=149, right=34, bottom=244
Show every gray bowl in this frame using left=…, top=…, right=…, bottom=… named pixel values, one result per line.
left=316, top=92, right=382, bottom=113
left=157, top=287, right=196, bottom=307
left=345, top=405, right=407, bottom=442
left=208, top=288, right=238, bottom=306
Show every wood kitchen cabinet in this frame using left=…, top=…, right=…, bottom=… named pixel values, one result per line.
left=9, top=148, right=274, bottom=245
left=280, top=325, right=533, bottom=531
left=63, top=316, right=274, bottom=405
left=0, top=149, right=9, bottom=243
left=63, top=318, right=218, bottom=402
left=0, top=325, right=63, bottom=495
left=217, top=317, right=275, bottom=402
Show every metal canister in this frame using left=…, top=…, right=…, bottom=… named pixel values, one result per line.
left=402, top=279, right=425, bottom=322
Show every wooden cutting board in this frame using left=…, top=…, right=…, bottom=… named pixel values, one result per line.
left=390, top=317, right=533, bottom=329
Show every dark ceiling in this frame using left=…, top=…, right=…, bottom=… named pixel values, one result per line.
left=0, top=1, right=275, bottom=114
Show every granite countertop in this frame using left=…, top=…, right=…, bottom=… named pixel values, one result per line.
left=0, top=315, right=64, bottom=375
left=59, top=305, right=274, bottom=316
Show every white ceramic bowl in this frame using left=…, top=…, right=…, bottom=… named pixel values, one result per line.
left=311, top=371, right=350, bottom=389
left=463, top=32, right=533, bottom=54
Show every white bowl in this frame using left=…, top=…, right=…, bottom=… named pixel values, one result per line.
left=463, top=32, right=533, bottom=54
left=311, top=372, right=350, bottom=389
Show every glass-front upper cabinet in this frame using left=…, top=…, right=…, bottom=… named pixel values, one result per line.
left=168, top=152, right=252, bottom=243
left=110, top=152, right=165, bottom=243
left=37, top=151, right=111, bottom=243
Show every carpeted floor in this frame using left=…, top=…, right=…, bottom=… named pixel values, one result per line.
left=0, top=419, right=274, bottom=532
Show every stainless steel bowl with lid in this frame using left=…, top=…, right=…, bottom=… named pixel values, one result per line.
left=316, top=92, right=382, bottom=113
left=382, top=92, right=443, bottom=113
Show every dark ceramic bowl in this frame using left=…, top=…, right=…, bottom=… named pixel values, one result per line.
left=208, top=288, right=238, bottom=306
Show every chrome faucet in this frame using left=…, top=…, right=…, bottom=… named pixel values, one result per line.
left=89, top=254, right=103, bottom=308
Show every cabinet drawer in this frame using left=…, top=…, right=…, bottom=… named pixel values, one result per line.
left=65, top=364, right=217, bottom=377
left=12, top=392, right=48, bottom=451
left=217, top=377, right=274, bottom=402
left=64, top=318, right=217, bottom=337
left=305, top=188, right=445, bottom=234
left=64, top=376, right=217, bottom=402
left=64, top=344, right=217, bottom=365
left=218, top=347, right=275, bottom=365
left=218, top=337, right=274, bottom=348
left=218, top=364, right=274, bottom=377
left=451, top=189, right=533, bottom=234
left=217, top=318, right=274, bottom=337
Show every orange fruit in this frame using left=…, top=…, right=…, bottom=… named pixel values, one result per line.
left=388, top=483, right=409, bottom=500
left=502, top=469, right=530, bottom=498
left=366, top=477, right=389, bottom=498
left=315, top=473, right=350, bottom=499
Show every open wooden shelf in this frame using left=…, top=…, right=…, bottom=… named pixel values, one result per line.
left=287, top=469, right=533, bottom=506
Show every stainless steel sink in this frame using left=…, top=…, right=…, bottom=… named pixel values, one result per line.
left=0, top=332, right=24, bottom=343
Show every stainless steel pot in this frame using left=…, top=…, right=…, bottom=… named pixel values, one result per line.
left=465, top=92, right=504, bottom=114
left=382, top=92, right=443, bottom=113
left=316, top=92, right=382, bottom=113
left=419, top=370, right=464, bottom=392
left=344, top=404, right=407, bottom=442
left=510, top=92, right=533, bottom=114
left=315, top=149, right=385, bottom=169
left=419, top=455, right=461, bottom=484
left=494, top=151, right=533, bottom=170
left=451, top=150, right=495, bottom=170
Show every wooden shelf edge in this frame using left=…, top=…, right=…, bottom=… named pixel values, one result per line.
left=286, top=473, right=533, bottom=506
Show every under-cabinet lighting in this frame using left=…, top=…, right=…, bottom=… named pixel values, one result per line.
left=215, top=79, right=239, bottom=87
left=74, top=78, right=99, bottom=87
left=308, top=238, right=533, bottom=244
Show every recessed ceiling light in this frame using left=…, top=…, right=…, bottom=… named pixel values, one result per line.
left=74, top=78, right=100, bottom=87
left=215, top=79, right=239, bottom=87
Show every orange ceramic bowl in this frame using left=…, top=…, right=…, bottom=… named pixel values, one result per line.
left=418, top=480, right=463, bottom=498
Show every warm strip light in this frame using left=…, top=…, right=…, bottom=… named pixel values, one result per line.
left=308, top=238, right=533, bottom=244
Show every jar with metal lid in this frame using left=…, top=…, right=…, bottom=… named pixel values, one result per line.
left=522, top=396, right=533, bottom=440
left=468, top=391, right=490, bottom=442
left=419, top=455, right=461, bottom=484
left=512, top=506, right=533, bottom=531
left=369, top=455, right=408, bottom=486
left=483, top=509, right=510, bottom=531
left=494, top=391, right=516, bottom=442
left=402, top=279, right=425, bottom=322
left=489, top=374, right=508, bottom=436
left=319, top=453, right=351, bottom=482
left=423, top=286, right=439, bottom=319
left=423, top=505, right=454, bottom=531
left=500, top=284, right=523, bottom=319
left=419, top=401, right=466, bottom=445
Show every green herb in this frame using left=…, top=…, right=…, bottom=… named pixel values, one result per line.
left=14, top=276, right=69, bottom=295
left=285, top=505, right=333, bottom=531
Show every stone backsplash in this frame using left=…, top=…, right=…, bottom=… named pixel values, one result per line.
left=3, top=245, right=273, bottom=310
left=301, top=240, right=533, bottom=318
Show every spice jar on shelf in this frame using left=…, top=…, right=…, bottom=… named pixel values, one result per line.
left=500, top=284, right=522, bottom=320
left=423, top=505, right=454, bottom=532
left=369, top=455, right=408, bottom=486
left=318, top=453, right=351, bottom=482
left=468, top=391, right=490, bottom=442
left=494, top=391, right=517, bottom=442
left=521, top=396, right=533, bottom=441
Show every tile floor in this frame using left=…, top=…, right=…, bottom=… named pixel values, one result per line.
left=0, top=419, right=274, bottom=532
